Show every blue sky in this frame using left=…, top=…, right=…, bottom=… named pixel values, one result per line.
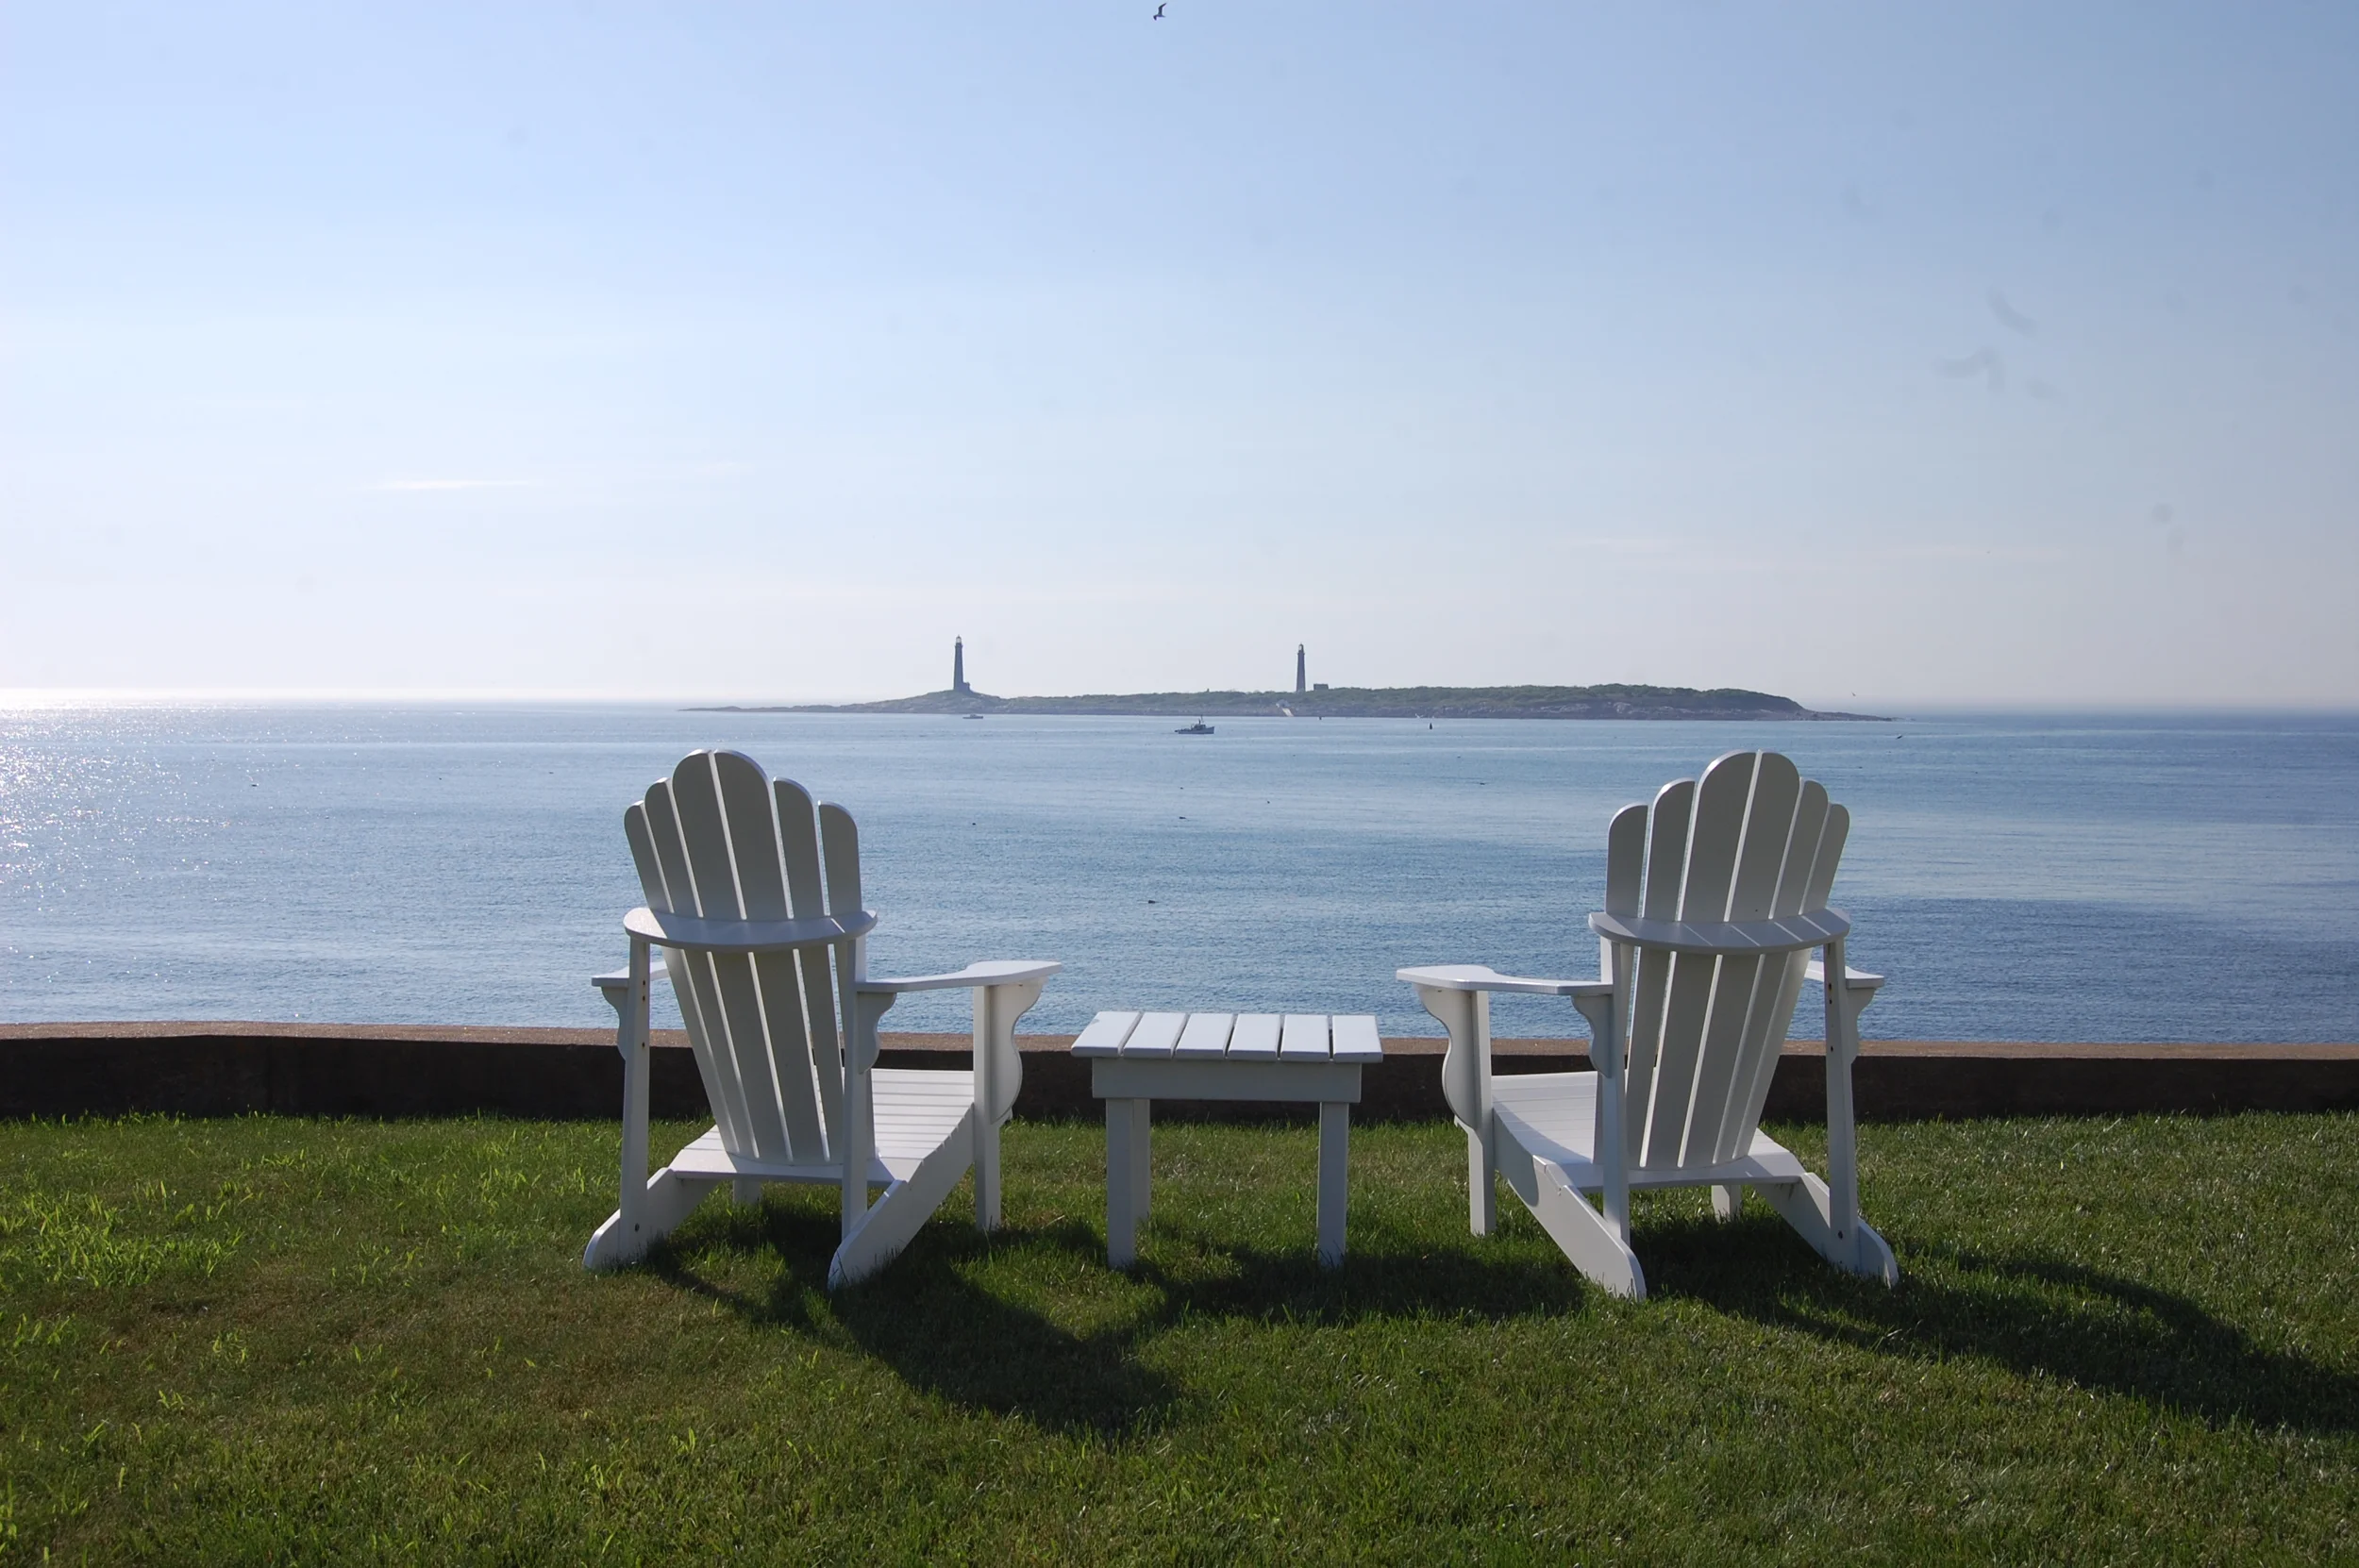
left=4, top=2, right=2353, bottom=705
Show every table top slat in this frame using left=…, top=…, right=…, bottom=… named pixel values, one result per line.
left=1330, top=1014, right=1383, bottom=1063
left=1228, top=1014, right=1282, bottom=1059
left=1280, top=1014, right=1331, bottom=1060
left=1071, top=1011, right=1142, bottom=1058
left=1121, top=1011, right=1188, bottom=1058
left=1175, top=1013, right=1236, bottom=1057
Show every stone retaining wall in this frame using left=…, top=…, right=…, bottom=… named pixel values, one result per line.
left=6, top=1022, right=2357, bottom=1123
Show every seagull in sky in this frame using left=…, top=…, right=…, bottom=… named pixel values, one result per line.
left=1153, top=4, right=1166, bottom=17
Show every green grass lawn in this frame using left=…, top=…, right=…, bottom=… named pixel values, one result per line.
left=3, top=1112, right=2355, bottom=1565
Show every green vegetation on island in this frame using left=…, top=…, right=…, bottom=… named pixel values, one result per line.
left=703, top=684, right=1889, bottom=721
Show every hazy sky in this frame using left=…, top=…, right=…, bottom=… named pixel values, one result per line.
left=4, top=3, right=2354, bottom=706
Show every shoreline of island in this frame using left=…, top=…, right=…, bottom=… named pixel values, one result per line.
left=692, top=683, right=1895, bottom=722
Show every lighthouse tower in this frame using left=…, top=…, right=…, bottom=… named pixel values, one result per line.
left=953, top=637, right=970, bottom=695
left=1296, top=644, right=1306, bottom=694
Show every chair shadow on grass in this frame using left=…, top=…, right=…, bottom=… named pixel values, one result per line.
left=644, top=1193, right=1585, bottom=1441
left=648, top=1197, right=1179, bottom=1439
left=1638, top=1208, right=2359, bottom=1435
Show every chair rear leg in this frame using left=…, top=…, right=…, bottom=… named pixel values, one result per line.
left=1757, top=1176, right=1899, bottom=1285
left=828, top=1109, right=978, bottom=1290
left=585, top=1169, right=722, bottom=1269
left=1531, top=1159, right=1645, bottom=1300
left=1711, top=1183, right=1743, bottom=1221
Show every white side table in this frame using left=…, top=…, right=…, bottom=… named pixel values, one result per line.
left=1073, top=1010, right=1384, bottom=1268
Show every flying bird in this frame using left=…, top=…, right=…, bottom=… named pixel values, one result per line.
left=1986, top=289, right=2038, bottom=336
left=1153, top=4, right=1166, bottom=16
left=1937, top=346, right=2006, bottom=393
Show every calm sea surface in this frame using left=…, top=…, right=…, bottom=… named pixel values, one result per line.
left=3, top=706, right=2354, bottom=1043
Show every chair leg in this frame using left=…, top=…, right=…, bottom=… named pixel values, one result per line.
left=1466, top=1124, right=1497, bottom=1237
left=974, top=1109, right=1002, bottom=1233
left=732, top=1177, right=761, bottom=1208
left=1855, top=1219, right=1899, bottom=1285
left=1531, top=1159, right=1645, bottom=1300
left=587, top=936, right=682, bottom=1271
left=840, top=1059, right=874, bottom=1243
left=584, top=1168, right=721, bottom=1269
left=1711, top=1183, right=1743, bottom=1222
left=1757, top=1176, right=1899, bottom=1285
left=828, top=1109, right=978, bottom=1291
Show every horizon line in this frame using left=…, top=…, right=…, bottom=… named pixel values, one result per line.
left=4, top=687, right=2357, bottom=717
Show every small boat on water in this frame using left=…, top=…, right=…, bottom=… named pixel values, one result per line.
left=1176, top=719, right=1214, bottom=735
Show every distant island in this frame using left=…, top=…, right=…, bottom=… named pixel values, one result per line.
left=696, top=684, right=1890, bottom=722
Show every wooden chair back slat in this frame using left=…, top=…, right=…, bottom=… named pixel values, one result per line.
left=1689, top=754, right=1800, bottom=1163
left=1772, top=780, right=1831, bottom=919
left=1637, top=752, right=1751, bottom=1167
left=624, top=804, right=671, bottom=914
left=812, top=801, right=862, bottom=1135
left=818, top=803, right=862, bottom=917
left=761, top=775, right=833, bottom=1159
left=1705, top=776, right=1836, bottom=1156
left=641, top=780, right=699, bottom=919
left=634, top=776, right=754, bottom=1159
left=670, top=754, right=745, bottom=919
left=627, top=792, right=745, bottom=1156
left=716, top=755, right=790, bottom=921
left=1804, top=804, right=1849, bottom=910
left=1678, top=750, right=1753, bottom=918
left=1603, top=804, right=1648, bottom=917
left=724, top=756, right=835, bottom=1159
left=1728, top=753, right=1800, bottom=921
left=1597, top=802, right=1648, bottom=990
left=1619, top=778, right=1691, bottom=1159
left=675, top=756, right=800, bottom=1164
left=1639, top=778, right=1693, bottom=920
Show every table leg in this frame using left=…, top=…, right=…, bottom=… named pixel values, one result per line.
left=1131, top=1097, right=1152, bottom=1227
left=1106, top=1098, right=1138, bottom=1268
left=1317, top=1100, right=1348, bottom=1267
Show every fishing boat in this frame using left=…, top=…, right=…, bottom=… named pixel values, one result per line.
left=1176, top=719, right=1214, bottom=735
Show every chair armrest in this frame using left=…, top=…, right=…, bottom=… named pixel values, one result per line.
left=592, top=967, right=675, bottom=994
left=1805, top=959, right=1885, bottom=993
left=1397, top=963, right=1612, bottom=998
left=857, top=959, right=1061, bottom=993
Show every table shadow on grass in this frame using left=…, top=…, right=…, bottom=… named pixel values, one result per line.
left=642, top=1201, right=1582, bottom=1441
left=1640, top=1211, right=2359, bottom=1435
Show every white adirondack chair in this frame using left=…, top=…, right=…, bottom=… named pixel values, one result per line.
left=583, top=750, right=1059, bottom=1288
left=1400, top=749, right=1898, bottom=1300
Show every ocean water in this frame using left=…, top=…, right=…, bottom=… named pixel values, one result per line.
left=3, top=706, right=2354, bottom=1043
